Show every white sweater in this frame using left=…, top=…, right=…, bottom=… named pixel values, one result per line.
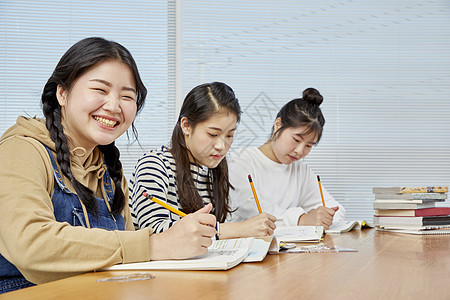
left=228, top=147, right=345, bottom=226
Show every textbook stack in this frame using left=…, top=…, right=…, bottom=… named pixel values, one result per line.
left=372, top=186, right=450, bottom=234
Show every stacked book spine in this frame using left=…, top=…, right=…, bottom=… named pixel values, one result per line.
left=372, top=186, right=450, bottom=231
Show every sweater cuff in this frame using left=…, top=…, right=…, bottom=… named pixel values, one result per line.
left=115, top=228, right=152, bottom=263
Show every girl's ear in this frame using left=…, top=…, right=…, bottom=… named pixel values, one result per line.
left=180, top=117, right=191, bottom=136
left=56, top=85, right=68, bottom=107
left=273, top=117, right=283, bottom=132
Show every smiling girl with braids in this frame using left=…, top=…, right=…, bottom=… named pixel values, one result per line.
left=0, top=37, right=216, bottom=294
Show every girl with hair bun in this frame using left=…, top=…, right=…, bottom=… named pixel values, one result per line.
left=229, top=88, right=345, bottom=229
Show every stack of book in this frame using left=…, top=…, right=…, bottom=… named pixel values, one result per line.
left=372, top=186, right=450, bottom=234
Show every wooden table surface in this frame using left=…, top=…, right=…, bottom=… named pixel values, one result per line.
left=1, top=228, right=449, bottom=300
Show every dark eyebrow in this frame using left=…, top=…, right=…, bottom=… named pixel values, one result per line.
left=90, top=79, right=136, bottom=94
left=208, top=127, right=237, bottom=132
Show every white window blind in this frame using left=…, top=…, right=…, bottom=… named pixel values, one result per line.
left=179, top=0, right=450, bottom=220
left=0, top=0, right=175, bottom=181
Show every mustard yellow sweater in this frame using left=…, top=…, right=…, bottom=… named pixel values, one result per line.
left=0, top=116, right=151, bottom=284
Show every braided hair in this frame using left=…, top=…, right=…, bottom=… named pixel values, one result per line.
left=41, top=37, right=147, bottom=216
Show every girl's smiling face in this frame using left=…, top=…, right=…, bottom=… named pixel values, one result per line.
left=181, top=112, right=237, bottom=168
left=56, top=59, right=137, bottom=156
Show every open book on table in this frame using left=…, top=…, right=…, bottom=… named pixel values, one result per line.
left=103, top=238, right=254, bottom=271
left=103, top=226, right=326, bottom=271
left=274, top=225, right=324, bottom=242
left=244, top=225, right=324, bottom=259
left=326, top=220, right=373, bottom=233
left=243, top=236, right=275, bottom=262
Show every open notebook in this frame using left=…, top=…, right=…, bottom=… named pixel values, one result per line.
left=103, top=238, right=254, bottom=271
left=274, top=225, right=324, bottom=242
left=326, top=220, right=373, bottom=233
left=244, top=225, right=325, bottom=259
left=102, top=226, right=325, bottom=271
left=243, top=225, right=325, bottom=262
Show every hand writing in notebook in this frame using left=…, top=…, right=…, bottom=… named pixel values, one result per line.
left=297, top=206, right=339, bottom=230
left=239, top=213, right=277, bottom=236
left=149, top=203, right=217, bottom=260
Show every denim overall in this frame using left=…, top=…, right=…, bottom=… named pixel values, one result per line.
left=0, top=146, right=124, bottom=294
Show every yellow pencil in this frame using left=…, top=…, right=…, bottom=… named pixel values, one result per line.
left=317, top=175, right=326, bottom=207
left=248, top=174, right=262, bottom=214
left=142, top=192, right=187, bottom=217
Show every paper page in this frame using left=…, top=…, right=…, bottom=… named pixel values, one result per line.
left=326, top=221, right=358, bottom=233
left=326, top=220, right=373, bottom=233
left=243, top=236, right=274, bottom=262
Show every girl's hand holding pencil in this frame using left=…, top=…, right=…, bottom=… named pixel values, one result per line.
left=297, top=206, right=339, bottom=230
left=145, top=192, right=217, bottom=260
left=301, top=175, right=338, bottom=230
left=244, top=175, right=277, bottom=236
left=239, top=213, right=277, bottom=237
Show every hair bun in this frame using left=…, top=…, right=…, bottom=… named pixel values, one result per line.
left=302, top=87, right=323, bottom=106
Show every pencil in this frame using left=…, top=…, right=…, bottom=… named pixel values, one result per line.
left=248, top=174, right=262, bottom=213
left=142, top=192, right=187, bottom=217
left=317, top=175, right=326, bottom=207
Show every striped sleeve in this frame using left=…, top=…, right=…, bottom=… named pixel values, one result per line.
left=129, top=150, right=181, bottom=233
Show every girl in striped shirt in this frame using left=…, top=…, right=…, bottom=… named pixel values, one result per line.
left=130, top=82, right=276, bottom=239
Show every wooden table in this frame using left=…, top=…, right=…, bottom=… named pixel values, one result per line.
left=1, top=228, right=449, bottom=300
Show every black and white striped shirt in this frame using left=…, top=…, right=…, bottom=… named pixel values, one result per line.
left=129, top=146, right=212, bottom=233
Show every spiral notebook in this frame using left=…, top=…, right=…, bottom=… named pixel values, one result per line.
left=376, top=225, right=450, bottom=235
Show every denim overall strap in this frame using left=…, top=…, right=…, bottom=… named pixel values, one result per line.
left=44, top=146, right=125, bottom=230
left=45, top=146, right=71, bottom=193
left=103, top=167, right=114, bottom=201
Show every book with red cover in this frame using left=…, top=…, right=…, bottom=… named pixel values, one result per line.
left=375, top=207, right=450, bottom=217
left=373, top=215, right=450, bottom=227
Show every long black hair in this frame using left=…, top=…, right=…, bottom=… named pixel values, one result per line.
left=41, top=37, right=147, bottom=216
left=270, top=87, right=325, bottom=143
left=170, top=82, right=241, bottom=222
